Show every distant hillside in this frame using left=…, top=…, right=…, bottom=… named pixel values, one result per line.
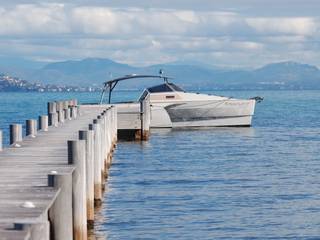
left=35, top=58, right=138, bottom=87
left=253, top=62, right=320, bottom=85
left=0, top=73, right=99, bottom=92
left=1, top=57, right=320, bottom=90
left=0, top=73, right=40, bottom=91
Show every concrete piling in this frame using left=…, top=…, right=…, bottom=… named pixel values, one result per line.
left=48, top=171, right=73, bottom=240
left=71, top=106, right=77, bottom=119
left=39, top=115, right=49, bottom=131
left=68, top=140, right=87, bottom=240
left=26, top=119, right=37, bottom=137
left=58, top=110, right=65, bottom=124
left=55, top=101, right=63, bottom=113
left=47, top=102, right=57, bottom=115
left=9, top=123, right=22, bottom=146
left=65, top=108, right=71, bottom=120
left=79, top=130, right=95, bottom=229
left=49, top=112, right=59, bottom=127
left=0, top=129, right=2, bottom=151
left=90, top=120, right=103, bottom=206
left=140, top=96, right=151, bottom=140
left=98, top=115, right=106, bottom=182
left=63, top=101, right=69, bottom=111
left=106, top=109, right=112, bottom=168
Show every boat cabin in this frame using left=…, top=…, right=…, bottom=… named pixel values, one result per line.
left=139, top=83, right=184, bottom=101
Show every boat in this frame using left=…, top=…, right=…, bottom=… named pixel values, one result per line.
left=99, top=72, right=262, bottom=128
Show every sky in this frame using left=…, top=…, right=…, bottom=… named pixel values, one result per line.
left=0, top=0, right=319, bottom=68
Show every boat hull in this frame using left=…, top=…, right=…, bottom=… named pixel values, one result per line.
left=150, top=99, right=256, bottom=128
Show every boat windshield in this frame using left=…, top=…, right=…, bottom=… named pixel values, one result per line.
left=147, top=83, right=184, bottom=93
left=138, top=83, right=184, bottom=101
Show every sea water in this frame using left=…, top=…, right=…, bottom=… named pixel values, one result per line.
left=1, top=90, right=320, bottom=239
left=0, top=91, right=135, bottom=145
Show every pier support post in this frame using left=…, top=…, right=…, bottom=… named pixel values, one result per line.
left=106, top=109, right=112, bottom=168
left=0, top=130, right=2, bottom=151
left=26, top=119, right=37, bottom=137
left=63, top=101, right=69, bottom=111
left=47, top=102, right=57, bottom=115
left=139, top=97, right=150, bottom=140
left=10, top=124, right=22, bottom=146
left=49, top=113, right=59, bottom=127
left=71, top=107, right=77, bottom=119
left=68, top=140, right=87, bottom=240
left=103, top=110, right=110, bottom=173
left=98, top=115, right=106, bottom=182
left=103, top=110, right=111, bottom=170
left=89, top=121, right=102, bottom=206
left=48, top=172, right=73, bottom=240
left=63, top=101, right=69, bottom=121
left=58, top=110, right=65, bottom=124
left=39, top=115, right=49, bottom=131
left=111, top=106, right=117, bottom=144
left=55, top=101, right=63, bottom=113
left=114, top=106, right=118, bottom=142
left=79, top=130, right=95, bottom=229
left=77, top=106, right=81, bottom=117
left=65, top=108, right=71, bottom=121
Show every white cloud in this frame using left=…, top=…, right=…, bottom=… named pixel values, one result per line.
left=0, top=3, right=319, bottom=67
left=263, top=35, right=307, bottom=43
left=0, top=4, right=68, bottom=35
left=0, top=5, right=246, bottom=37
left=173, top=11, right=198, bottom=24
left=246, top=17, right=317, bottom=36
left=71, top=7, right=129, bottom=35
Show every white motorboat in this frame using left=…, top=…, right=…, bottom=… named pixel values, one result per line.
left=100, top=73, right=262, bottom=128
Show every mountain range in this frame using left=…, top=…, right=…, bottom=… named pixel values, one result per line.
left=0, top=57, right=320, bottom=90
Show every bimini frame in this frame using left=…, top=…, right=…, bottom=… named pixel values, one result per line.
left=99, top=74, right=171, bottom=104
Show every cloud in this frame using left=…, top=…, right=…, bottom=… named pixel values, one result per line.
left=1, top=4, right=318, bottom=38
left=246, top=17, right=317, bottom=36
left=0, top=5, right=249, bottom=37
left=0, top=3, right=319, bottom=67
left=0, top=4, right=68, bottom=35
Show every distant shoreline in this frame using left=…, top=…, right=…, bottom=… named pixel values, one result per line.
left=1, top=88, right=320, bottom=93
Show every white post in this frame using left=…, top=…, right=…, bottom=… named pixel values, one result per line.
left=0, top=130, right=2, bottom=151
left=68, top=140, right=87, bottom=240
left=39, top=115, right=49, bottom=131
left=26, top=119, right=37, bottom=137
left=90, top=120, right=102, bottom=206
left=10, top=124, right=22, bottom=146
left=79, top=130, right=95, bottom=228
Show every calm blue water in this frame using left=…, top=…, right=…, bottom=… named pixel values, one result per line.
left=94, top=90, right=320, bottom=239
left=0, top=91, right=135, bottom=145
left=1, top=90, right=320, bottom=239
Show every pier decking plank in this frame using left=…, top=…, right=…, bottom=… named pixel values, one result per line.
left=0, top=103, right=114, bottom=240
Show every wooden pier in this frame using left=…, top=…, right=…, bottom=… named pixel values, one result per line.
left=0, top=100, right=117, bottom=240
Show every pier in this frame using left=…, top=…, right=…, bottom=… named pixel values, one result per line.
left=0, top=100, right=118, bottom=240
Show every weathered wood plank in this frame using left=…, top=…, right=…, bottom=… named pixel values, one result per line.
left=0, top=103, right=118, bottom=240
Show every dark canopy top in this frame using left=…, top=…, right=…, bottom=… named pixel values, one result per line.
left=103, top=74, right=171, bottom=87
left=100, top=74, right=173, bottom=104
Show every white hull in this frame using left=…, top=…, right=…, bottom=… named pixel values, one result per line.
left=150, top=99, right=256, bottom=128
left=171, top=116, right=253, bottom=128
